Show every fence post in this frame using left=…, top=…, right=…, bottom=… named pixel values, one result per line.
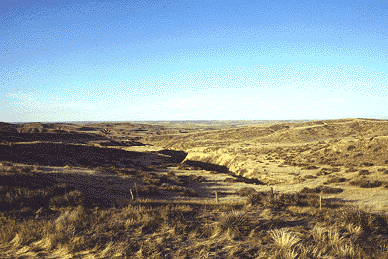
left=215, top=191, right=218, bottom=203
left=130, top=189, right=135, bottom=200
left=134, top=183, right=139, bottom=199
left=269, top=187, right=274, bottom=202
left=320, top=195, right=322, bottom=210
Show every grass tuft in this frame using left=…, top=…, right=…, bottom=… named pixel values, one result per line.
left=211, top=210, right=251, bottom=240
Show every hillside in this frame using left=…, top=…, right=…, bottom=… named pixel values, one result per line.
left=1, top=118, right=388, bottom=258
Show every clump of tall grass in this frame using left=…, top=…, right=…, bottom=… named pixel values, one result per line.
left=246, top=190, right=320, bottom=209
left=309, top=223, right=360, bottom=258
left=269, top=228, right=301, bottom=258
left=211, top=210, right=251, bottom=240
left=49, top=190, right=85, bottom=209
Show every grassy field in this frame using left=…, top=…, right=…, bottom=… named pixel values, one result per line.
left=1, top=163, right=388, bottom=258
left=1, top=118, right=388, bottom=258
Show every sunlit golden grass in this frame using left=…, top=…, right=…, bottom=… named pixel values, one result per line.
left=2, top=166, right=388, bottom=258
left=2, top=117, right=388, bottom=258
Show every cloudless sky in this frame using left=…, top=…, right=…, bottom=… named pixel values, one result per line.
left=1, top=0, right=387, bottom=122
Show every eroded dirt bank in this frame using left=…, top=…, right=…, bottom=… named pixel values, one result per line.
left=140, top=118, right=388, bottom=212
left=143, top=118, right=388, bottom=182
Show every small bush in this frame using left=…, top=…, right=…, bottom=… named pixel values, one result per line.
left=305, top=165, right=319, bottom=170
left=224, top=177, right=239, bottom=183
left=246, top=192, right=263, bottom=205
left=49, top=190, right=85, bottom=208
left=300, top=186, right=343, bottom=194
left=106, top=165, right=119, bottom=174
left=303, top=174, right=318, bottom=179
left=142, top=177, right=160, bottom=186
left=377, top=168, right=388, bottom=174
left=316, top=168, right=331, bottom=176
left=338, top=207, right=388, bottom=234
left=324, top=177, right=347, bottom=184
left=0, top=161, right=12, bottom=166
left=65, top=164, right=74, bottom=169
left=186, top=174, right=206, bottom=182
left=143, top=165, right=157, bottom=172
left=237, top=187, right=257, bottom=197
left=224, top=176, right=263, bottom=185
left=349, top=179, right=383, bottom=188
left=358, top=170, right=371, bottom=176
left=359, top=162, right=374, bottom=167
left=136, top=185, right=160, bottom=197
left=247, top=191, right=320, bottom=208
left=345, top=168, right=358, bottom=173
left=160, top=183, right=198, bottom=197
left=167, top=171, right=176, bottom=177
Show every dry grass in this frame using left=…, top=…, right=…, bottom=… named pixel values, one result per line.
left=2, top=118, right=388, bottom=257
left=1, top=163, right=388, bottom=258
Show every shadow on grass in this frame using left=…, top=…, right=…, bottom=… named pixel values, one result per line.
left=0, top=143, right=188, bottom=168
left=0, top=131, right=107, bottom=143
left=158, top=150, right=188, bottom=163
left=182, top=160, right=264, bottom=185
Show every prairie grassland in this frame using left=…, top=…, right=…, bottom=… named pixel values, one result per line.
left=1, top=163, right=388, bottom=258
left=1, top=118, right=388, bottom=258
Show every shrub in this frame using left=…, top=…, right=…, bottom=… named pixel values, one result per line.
left=136, top=185, right=160, bottom=197
left=142, top=177, right=160, bottom=186
left=246, top=192, right=263, bottom=206
left=247, top=191, right=320, bottom=208
left=160, top=183, right=198, bottom=197
left=0, top=161, right=12, bottom=166
left=237, top=187, right=257, bottom=197
left=359, top=162, right=374, bottom=167
left=224, top=177, right=239, bottom=183
left=186, top=174, right=206, bottom=182
left=305, top=165, right=319, bottom=170
left=49, top=190, right=85, bottom=208
left=167, top=171, right=176, bottom=177
left=338, top=207, right=388, bottom=234
left=142, top=165, right=156, bottom=172
left=377, top=168, right=388, bottom=174
left=106, top=165, right=119, bottom=174
left=303, top=174, right=318, bottom=179
left=316, top=168, right=331, bottom=176
left=65, top=164, right=74, bottom=169
left=300, top=186, right=343, bottom=194
left=323, top=177, right=347, bottom=184
left=358, top=170, right=371, bottom=176
left=349, top=179, right=383, bottom=188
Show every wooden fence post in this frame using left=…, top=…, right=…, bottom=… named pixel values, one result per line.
left=215, top=191, right=218, bottom=203
left=134, top=183, right=139, bottom=199
left=130, top=189, right=135, bottom=200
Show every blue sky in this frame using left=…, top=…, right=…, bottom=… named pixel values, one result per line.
left=1, top=0, right=387, bottom=122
